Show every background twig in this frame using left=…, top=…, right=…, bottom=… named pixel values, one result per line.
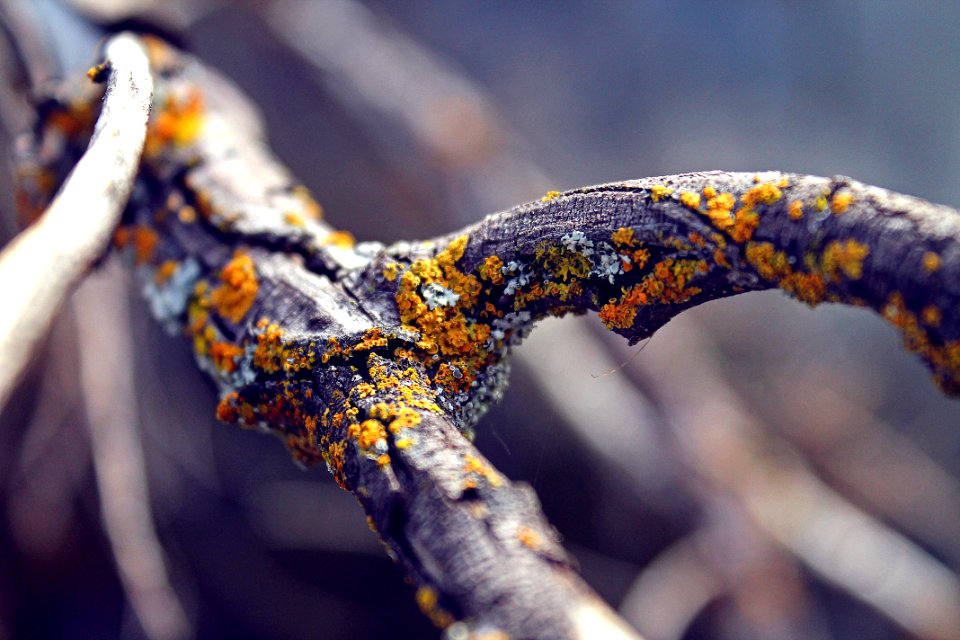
left=0, top=32, right=151, bottom=410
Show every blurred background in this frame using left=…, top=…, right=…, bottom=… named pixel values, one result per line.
left=1, top=1, right=959, bottom=639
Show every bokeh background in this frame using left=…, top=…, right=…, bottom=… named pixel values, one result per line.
left=1, top=1, right=959, bottom=639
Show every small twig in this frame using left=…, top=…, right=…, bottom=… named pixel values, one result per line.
left=637, top=315, right=960, bottom=640
left=74, top=263, right=191, bottom=640
left=0, top=32, right=152, bottom=410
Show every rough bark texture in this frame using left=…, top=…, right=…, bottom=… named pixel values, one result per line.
left=14, top=36, right=960, bottom=639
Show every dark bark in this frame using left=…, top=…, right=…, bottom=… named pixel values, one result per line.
left=14, top=36, right=960, bottom=639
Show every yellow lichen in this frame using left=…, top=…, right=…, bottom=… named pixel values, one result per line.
left=831, top=191, right=854, bottom=215
left=650, top=185, right=673, bottom=202
left=541, top=190, right=562, bottom=201
left=383, top=262, right=400, bottom=282
left=611, top=227, right=637, bottom=247
left=679, top=191, right=701, bottom=210
left=536, top=241, right=591, bottom=282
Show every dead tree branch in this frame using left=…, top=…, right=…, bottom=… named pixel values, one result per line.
left=0, top=32, right=151, bottom=410
left=14, top=35, right=960, bottom=639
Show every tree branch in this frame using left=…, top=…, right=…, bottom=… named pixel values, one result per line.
left=0, top=32, right=152, bottom=410
left=16, top=35, right=960, bottom=638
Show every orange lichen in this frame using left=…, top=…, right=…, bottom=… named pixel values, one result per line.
left=347, top=419, right=387, bottom=450
left=478, top=255, right=505, bottom=284
left=744, top=241, right=827, bottom=306
left=209, top=342, right=244, bottom=373
left=464, top=454, right=503, bottom=487
left=323, top=230, right=355, bottom=248
left=178, top=205, right=197, bottom=223
left=922, top=305, right=943, bottom=327
left=599, top=258, right=705, bottom=329
left=145, top=89, right=204, bottom=155
left=394, top=236, right=491, bottom=376
left=516, top=525, right=542, bottom=550
left=730, top=208, right=760, bottom=243
left=923, top=251, right=941, bottom=273
left=154, top=260, right=179, bottom=285
left=679, top=191, right=701, bottom=210
left=283, top=211, right=305, bottom=227
left=788, top=200, right=804, bottom=220
left=216, top=392, right=239, bottom=423
left=211, top=250, right=259, bottom=323
left=611, top=227, right=637, bottom=247
left=702, top=186, right=718, bottom=200
left=831, top=191, right=854, bottom=214
left=696, top=191, right=737, bottom=234
left=883, top=293, right=960, bottom=393
left=821, top=239, right=869, bottom=281
left=415, top=587, right=454, bottom=629
left=745, top=242, right=791, bottom=280
left=780, top=272, right=828, bottom=306
left=128, top=225, right=158, bottom=265
left=292, top=185, right=324, bottom=220
left=741, top=182, right=782, bottom=208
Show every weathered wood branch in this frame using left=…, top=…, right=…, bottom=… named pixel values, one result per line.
left=0, top=32, right=151, bottom=410
left=14, top=36, right=960, bottom=639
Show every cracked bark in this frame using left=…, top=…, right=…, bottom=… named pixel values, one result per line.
left=14, top=36, right=960, bottom=639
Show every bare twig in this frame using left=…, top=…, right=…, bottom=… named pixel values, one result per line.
left=635, top=314, right=960, bottom=640
left=0, top=32, right=152, bottom=410
left=74, top=262, right=190, bottom=640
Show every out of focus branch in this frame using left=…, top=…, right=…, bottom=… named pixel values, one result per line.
left=74, top=263, right=190, bottom=640
left=0, top=32, right=151, bottom=410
